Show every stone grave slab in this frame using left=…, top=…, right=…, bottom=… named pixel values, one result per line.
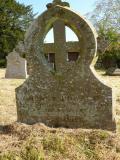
left=5, top=50, right=27, bottom=79
left=106, top=67, right=120, bottom=76
left=16, top=0, right=116, bottom=130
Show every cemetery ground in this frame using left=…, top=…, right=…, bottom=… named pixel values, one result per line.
left=0, top=68, right=120, bottom=160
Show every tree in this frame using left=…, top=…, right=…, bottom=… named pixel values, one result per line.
left=88, top=0, right=120, bottom=32
left=97, top=28, right=120, bottom=69
left=87, top=0, right=120, bottom=69
left=0, top=0, right=34, bottom=67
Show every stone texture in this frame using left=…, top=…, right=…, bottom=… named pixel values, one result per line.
left=5, top=49, right=27, bottom=79
left=16, top=0, right=116, bottom=130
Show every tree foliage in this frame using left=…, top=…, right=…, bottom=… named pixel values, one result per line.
left=88, top=0, right=120, bottom=32
left=97, top=28, right=120, bottom=69
left=87, top=0, right=120, bottom=69
left=0, top=0, right=34, bottom=67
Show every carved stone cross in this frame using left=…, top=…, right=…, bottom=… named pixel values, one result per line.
left=47, top=0, right=70, bottom=8
left=53, top=0, right=62, bottom=3
left=43, top=20, right=80, bottom=71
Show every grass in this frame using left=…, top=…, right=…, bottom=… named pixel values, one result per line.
left=0, top=123, right=120, bottom=160
left=0, top=68, right=120, bottom=159
left=0, top=69, right=24, bottom=125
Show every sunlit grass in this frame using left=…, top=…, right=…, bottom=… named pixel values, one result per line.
left=0, top=68, right=120, bottom=159
left=0, top=69, right=24, bottom=125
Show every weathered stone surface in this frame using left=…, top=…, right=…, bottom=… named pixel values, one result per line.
left=5, top=50, right=27, bottom=79
left=16, top=0, right=116, bottom=130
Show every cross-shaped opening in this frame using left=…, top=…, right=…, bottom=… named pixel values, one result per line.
left=45, top=53, right=56, bottom=70
left=44, top=28, right=54, bottom=43
left=43, top=20, right=80, bottom=71
left=65, top=26, right=79, bottom=42
left=67, top=52, right=79, bottom=62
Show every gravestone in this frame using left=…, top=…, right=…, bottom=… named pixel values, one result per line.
left=16, top=0, right=116, bottom=130
left=106, top=67, right=120, bottom=76
left=112, top=68, right=120, bottom=76
left=5, top=49, right=27, bottom=79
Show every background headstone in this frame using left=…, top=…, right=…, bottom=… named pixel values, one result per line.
left=106, top=67, right=120, bottom=76
left=5, top=49, right=27, bottom=79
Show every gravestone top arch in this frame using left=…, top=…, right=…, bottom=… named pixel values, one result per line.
left=16, top=0, right=116, bottom=130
